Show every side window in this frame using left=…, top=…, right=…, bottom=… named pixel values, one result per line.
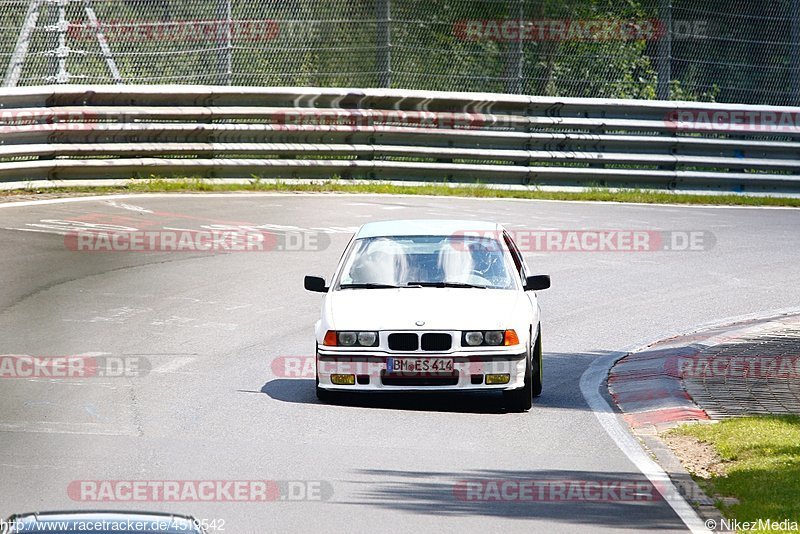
left=502, top=231, right=526, bottom=281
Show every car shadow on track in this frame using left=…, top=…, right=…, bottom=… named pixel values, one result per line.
left=339, top=468, right=685, bottom=530
left=261, top=378, right=515, bottom=414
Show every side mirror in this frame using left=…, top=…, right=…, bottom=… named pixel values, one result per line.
left=304, top=275, right=329, bottom=293
left=525, top=275, right=550, bottom=291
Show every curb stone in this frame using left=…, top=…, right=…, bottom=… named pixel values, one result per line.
left=608, top=311, right=800, bottom=532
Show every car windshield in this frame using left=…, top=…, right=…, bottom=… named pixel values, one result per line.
left=337, top=235, right=517, bottom=290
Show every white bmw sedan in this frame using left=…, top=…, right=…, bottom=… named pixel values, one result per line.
left=304, top=220, right=550, bottom=411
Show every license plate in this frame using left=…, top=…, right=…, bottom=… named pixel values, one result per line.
left=386, top=357, right=454, bottom=374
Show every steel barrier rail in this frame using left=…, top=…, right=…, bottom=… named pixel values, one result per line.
left=1, top=85, right=800, bottom=191
left=5, top=124, right=800, bottom=158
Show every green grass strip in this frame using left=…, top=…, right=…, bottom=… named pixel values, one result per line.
left=2, top=177, right=799, bottom=207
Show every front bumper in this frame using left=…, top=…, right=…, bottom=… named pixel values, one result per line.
left=316, top=350, right=528, bottom=392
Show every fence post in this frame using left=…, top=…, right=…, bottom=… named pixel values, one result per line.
left=376, top=0, right=391, bottom=88
left=656, top=0, right=672, bottom=100
left=217, top=0, right=232, bottom=85
left=791, top=0, right=800, bottom=105
left=503, top=0, right=524, bottom=94
left=55, top=0, right=69, bottom=83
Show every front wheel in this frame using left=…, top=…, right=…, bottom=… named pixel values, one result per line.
left=531, top=328, right=543, bottom=397
left=315, top=343, right=335, bottom=403
left=316, top=378, right=333, bottom=402
left=504, top=360, right=532, bottom=412
left=503, top=326, right=542, bottom=411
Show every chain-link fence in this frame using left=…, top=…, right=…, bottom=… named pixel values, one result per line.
left=1, top=0, right=798, bottom=105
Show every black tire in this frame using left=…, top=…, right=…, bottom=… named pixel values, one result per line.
left=504, top=326, right=542, bottom=411
left=315, top=378, right=333, bottom=403
left=315, top=343, right=334, bottom=403
left=504, top=358, right=532, bottom=412
left=532, top=327, right=543, bottom=397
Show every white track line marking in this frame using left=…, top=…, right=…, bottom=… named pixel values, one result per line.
left=161, top=226, right=196, bottom=232
left=580, top=353, right=709, bottom=533
left=152, top=357, right=196, bottom=374
left=104, top=200, right=153, bottom=213
left=0, top=192, right=798, bottom=210
left=0, top=421, right=138, bottom=436
left=1, top=193, right=798, bottom=518
left=579, top=305, right=800, bottom=534
left=1, top=226, right=70, bottom=236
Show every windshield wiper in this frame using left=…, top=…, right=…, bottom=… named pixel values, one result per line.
left=406, top=282, right=487, bottom=289
left=339, top=283, right=401, bottom=289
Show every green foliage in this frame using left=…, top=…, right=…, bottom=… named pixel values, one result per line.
left=4, top=177, right=799, bottom=207
left=4, top=0, right=794, bottom=104
left=672, top=417, right=800, bottom=533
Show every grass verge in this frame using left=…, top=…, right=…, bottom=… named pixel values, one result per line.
left=670, top=416, right=800, bottom=533
left=1, top=177, right=800, bottom=206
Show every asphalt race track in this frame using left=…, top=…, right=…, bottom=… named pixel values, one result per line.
left=1, top=193, right=799, bottom=533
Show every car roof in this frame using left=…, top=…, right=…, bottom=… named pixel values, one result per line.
left=355, top=219, right=502, bottom=239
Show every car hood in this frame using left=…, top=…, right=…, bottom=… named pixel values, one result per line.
left=325, top=288, right=526, bottom=331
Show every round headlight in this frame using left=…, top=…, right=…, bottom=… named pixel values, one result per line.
left=484, top=330, right=504, bottom=346
left=338, top=332, right=357, bottom=346
left=357, top=331, right=377, bottom=346
left=465, top=331, right=484, bottom=346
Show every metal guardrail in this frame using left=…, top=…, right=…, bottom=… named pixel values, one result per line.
left=1, top=86, right=800, bottom=192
